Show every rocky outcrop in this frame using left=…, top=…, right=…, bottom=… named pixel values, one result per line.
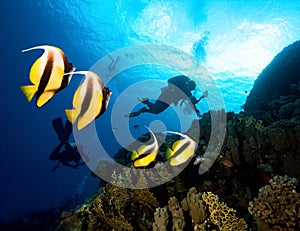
left=244, top=40, right=300, bottom=121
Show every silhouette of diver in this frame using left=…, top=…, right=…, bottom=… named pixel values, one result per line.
left=49, top=117, right=85, bottom=172
left=124, top=75, right=208, bottom=118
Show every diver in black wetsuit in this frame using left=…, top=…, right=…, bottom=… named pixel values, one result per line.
left=49, top=117, right=85, bottom=172
left=124, top=75, right=208, bottom=118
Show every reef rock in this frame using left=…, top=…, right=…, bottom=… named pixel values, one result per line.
left=244, top=40, right=300, bottom=121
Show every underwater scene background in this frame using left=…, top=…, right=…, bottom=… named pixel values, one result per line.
left=1, top=0, right=300, bottom=230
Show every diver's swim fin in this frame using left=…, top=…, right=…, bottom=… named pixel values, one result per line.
left=52, top=117, right=65, bottom=142
left=61, top=120, right=73, bottom=143
left=52, top=117, right=73, bottom=143
left=124, top=112, right=138, bottom=118
left=124, top=107, right=147, bottom=117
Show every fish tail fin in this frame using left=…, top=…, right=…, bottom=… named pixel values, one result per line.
left=165, top=147, right=173, bottom=160
left=20, top=85, right=37, bottom=103
left=65, top=109, right=78, bottom=125
left=65, top=110, right=73, bottom=123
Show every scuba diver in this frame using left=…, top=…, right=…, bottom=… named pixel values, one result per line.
left=124, top=75, right=208, bottom=118
left=49, top=117, right=85, bottom=172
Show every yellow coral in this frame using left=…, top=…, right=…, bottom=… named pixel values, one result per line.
left=202, top=192, right=247, bottom=231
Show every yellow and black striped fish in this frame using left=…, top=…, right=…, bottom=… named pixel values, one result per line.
left=65, top=71, right=112, bottom=130
left=21, top=45, right=75, bottom=107
left=131, top=127, right=159, bottom=168
left=165, top=131, right=198, bottom=166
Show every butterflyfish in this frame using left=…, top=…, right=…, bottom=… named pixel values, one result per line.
left=164, top=131, right=198, bottom=166
left=21, top=45, right=75, bottom=107
left=131, top=127, right=159, bottom=168
left=65, top=71, right=112, bottom=130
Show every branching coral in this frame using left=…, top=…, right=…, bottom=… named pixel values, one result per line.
left=152, top=187, right=208, bottom=231
left=202, top=191, right=247, bottom=231
left=168, top=197, right=185, bottom=231
left=248, top=175, right=300, bottom=229
left=152, top=188, right=247, bottom=231
left=181, top=187, right=207, bottom=225
left=153, top=207, right=169, bottom=231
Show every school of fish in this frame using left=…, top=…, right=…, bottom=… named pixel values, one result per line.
left=21, top=45, right=206, bottom=168
left=21, top=45, right=111, bottom=130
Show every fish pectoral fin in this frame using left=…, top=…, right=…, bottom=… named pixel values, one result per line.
left=65, top=109, right=79, bottom=124
left=20, top=85, right=37, bottom=102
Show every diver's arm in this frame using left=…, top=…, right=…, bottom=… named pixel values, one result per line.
left=195, top=108, right=201, bottom=118
left=61, top=161, right=79, bottom=169
left=51, top=161, right=61, bottom=172
left=195, top=90, right=208, bottom=104
left=195, top=95, right=204, bottom=104
left=186, top=96, right=202, bottom=118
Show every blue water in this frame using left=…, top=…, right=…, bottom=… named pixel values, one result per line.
left=1, top=0, right=300, bottom=221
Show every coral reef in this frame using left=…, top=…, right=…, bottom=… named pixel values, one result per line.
left=248, top=175, right=300, bottom=230
left=168, top=197, right=185, bottom=230
left=152, top=188, right=202, bottom=231
left=202, top=192, right=247, bottom=231
left=58, top=183, right=158, bottom=231
left=181, top=187, right=207, bottom=225
left=54, top=40, right=300, bottom=231
left=153, top=207, right=169, bottom=231
left=72, top=106, right=300, bottom=230
left=152, top=187, right=247, bottom=231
